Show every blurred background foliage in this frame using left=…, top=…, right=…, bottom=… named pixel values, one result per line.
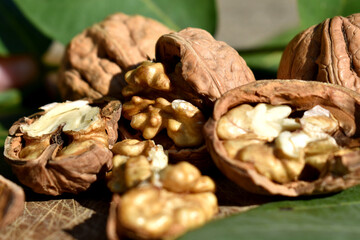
left=1, top=1, right=360, bottom=239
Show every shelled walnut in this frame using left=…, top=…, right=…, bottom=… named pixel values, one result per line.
left=119, top=28, right=255, bottom=165
left=278, top=13, right=360, bottom=93
left=204, top=80, right=360, bottom=196
left=58, top=13, right=172, bottom=100
left=107, top=139, right=218, bottom=239
left=0, top=175, right=25, bottom=229
left=3, top=98, right=121, bottom=195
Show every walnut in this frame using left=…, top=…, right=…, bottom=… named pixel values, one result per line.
left=4, top=98, right=121, bottom=195
left=108, top=139, right=168, bottom=193
left=278, top=13, right=360, bottom=92
left=0, top=175, right=25, bottom=229
left=107, top=157, right=218, bottom=240
left=155, top=28, right=255, bottom=110
left=58, top=13, right=172, bottom=100
left=122, top=96, right=205, bottom=148
left=119, top=28, right=255, bottom=166
left=204, top=80, right=360, bottom=196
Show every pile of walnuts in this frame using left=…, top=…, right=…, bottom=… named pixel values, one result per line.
left=3, top=11, right=360, bottom=239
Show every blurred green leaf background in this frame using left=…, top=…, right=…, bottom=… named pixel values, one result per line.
left=1, top=0, right=360, bottom=239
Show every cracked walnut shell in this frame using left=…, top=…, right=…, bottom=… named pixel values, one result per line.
left=3, top=98, right=121, bottom=195
left=155, top=27, right=255, bottom=111
left=0, top=175, right=25, bottom=229
left=204, top=80, right=360, bottom=196
left=119, top=28, right=255, bottom=166
left=278, top=13, right=360, bottom=92
left=58, top=13, right=172, bottom=100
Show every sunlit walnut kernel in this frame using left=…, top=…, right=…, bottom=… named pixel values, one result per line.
left=108, top=139, right=168, bottom=192
left=304, top=138, right=339, bottom=171
left=122, top=61, right=171, bottom=97
left=122, top=96, right=205, bottom=147
left=160, top=161, right=215, bottom=193
left=20, top=100, right=101, bottom=137
left=18, top=100, right=108, bottom=159
left=219, top=103, right=342, bottom=184
left=217, top=103, right=300, bottom=141
left=222, top=134, right=265, bottom=158
left=118, top=186, right=218, bottom=239
left=236, top=143, right=303, bottom=183
left=301, top=105, right=339, bottom=138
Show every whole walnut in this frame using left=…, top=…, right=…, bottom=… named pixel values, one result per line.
left=119, top=27, right=255, bottom=166
left=4, top=98, right=121, bottom=195
left=278, top=13, right=360, bottom=92
left=0, top=175, right=24, bottom=229
left=58, top=13, right=172, bottom=100
left=205, top=80, right=360, bottom=196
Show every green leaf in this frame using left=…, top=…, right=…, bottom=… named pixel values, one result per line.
left=240, top=50, right=283, bottom=79
left=0, top=0, right=51, bottom=56
left=298, top=0, right=360, bottom=29
left=0, top=89, right=22, bottom=110
left=14, top=0, right=217, bottom=45
left=261, top=0, right=360, bottom=50
left=181, top=186, right=360, bottom=240
left=0, top=38, right=9, bottom=55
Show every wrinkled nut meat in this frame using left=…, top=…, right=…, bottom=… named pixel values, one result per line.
left=58, top=13, right=172, bottom=100
left=107, top=139, right=168, bottom=193
left=204, top=80, right=360, bottom=196
left=0, top=175, right=25, bottom=229
left=120, top=28, right=255, bottom=163
left=4, top=98, right=121, bottom=195
left=278, top=13, right=360, bottom=93
left=122, top=96, right=205, bottom=148
left=107, top=140, right=218, bottom=239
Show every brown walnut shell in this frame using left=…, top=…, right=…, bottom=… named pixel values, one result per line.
left=0, top=175, right=25, bottom=229
left=278, top=13, right=360, bottom=92
left=204, top=80, right=360, bottom=196
left=3, top=98, right=121, bottom=196
left=155, top=27, right=256, bottom=111
left=58, top=13, right=172, bottom=101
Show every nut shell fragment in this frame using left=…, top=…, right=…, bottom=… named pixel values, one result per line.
left=0, top=175, right=25, bottom=229
left=278, top=13, right=360, bottom=93
left=4, top=98, right=121, bottom=195
left=58, top=13, right=172, bottom=100
left=204, top=80, right=360, bottom=196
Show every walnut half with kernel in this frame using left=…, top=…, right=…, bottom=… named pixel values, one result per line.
left=204, top=80, right=360, bottom=196
left=4, top=98, right=121, bottom=195
left=119, top=28, right=255, bottom=167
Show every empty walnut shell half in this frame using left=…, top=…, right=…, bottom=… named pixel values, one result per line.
left=278, top=13, right=360, bottom=93
left=0, top=175, right=25, bottom=229
left=58, top=12, right=172, bottom=100
left=204, top=80, right=360, bottom=196
left=4, top=98, right=121, bottom=195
